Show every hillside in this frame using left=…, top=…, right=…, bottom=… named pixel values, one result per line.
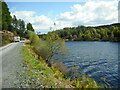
left=1, top=31, right=14, bottom=46
left=40, top=23, right=120, bottom=42
left=18, top=44, right=101, bottom=88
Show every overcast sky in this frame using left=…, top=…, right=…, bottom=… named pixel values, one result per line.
left=7, top=0, right=119, bottom=34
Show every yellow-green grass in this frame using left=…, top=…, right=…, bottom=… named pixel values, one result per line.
left=21, top=45, right=101, bottom=88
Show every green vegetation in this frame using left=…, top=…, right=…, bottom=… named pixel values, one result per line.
left=11, top=15, right=34, bottom=38
left=20, top=45, right=73, bottom=88
left=40, top=32, right=67, bottom=66
left=1, top=1, right=34, bottom=46
left=1, top=1, right=120, bottom=46
left=40, top=23, right=120, bottom=42
left=1, top=1, right=34, bottom=37
left=27, top=23, right=34, bottom=32
left=1, top=1, right=114, bottom=88
left=28, top=31, right=67, bottom=67
left=20, top=44, right=101, bottom=88
left=1, top=31, right=14, bottom=46
left=2, top=2, right=12, bottom=31
left=18, top=31, right=101, bottom=88
left=28, top=31, right=40, bottom=47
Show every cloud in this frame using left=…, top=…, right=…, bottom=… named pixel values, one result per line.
left=11, top=11, right=36, bottom=20
left=58, top=0, right=118, bottom=26
left=11, top=1, right=118, bottom=33
left=11, top=11, right=53, bottom=33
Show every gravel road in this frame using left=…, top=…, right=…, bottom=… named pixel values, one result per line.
left=0, top=42, right=24, bottom=89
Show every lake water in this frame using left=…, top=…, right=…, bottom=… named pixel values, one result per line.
left=62, top=41, right=120, bottom=88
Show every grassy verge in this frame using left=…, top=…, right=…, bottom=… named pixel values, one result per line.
left=20, top=45, right=101, bottom=88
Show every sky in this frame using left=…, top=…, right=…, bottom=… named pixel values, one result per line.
left=6, top=0, right=119, bottom=34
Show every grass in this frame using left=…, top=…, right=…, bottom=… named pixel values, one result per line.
left=19, top=44, right=101, bottom=88
left=20, top=45, right=73, bottom=88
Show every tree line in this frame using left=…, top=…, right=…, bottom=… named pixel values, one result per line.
left=40, top=23, right=120, bottom=42
left=1, top=1, right=120, bottom=42
left=1, top=1, right=34, bottom=38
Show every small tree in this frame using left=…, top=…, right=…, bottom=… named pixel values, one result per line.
left=34, top=32, right=67, bottom=67
left=28, top=31, right=40, bottom=47
left=45, top=32, right=67, bottom=65
left=27, top=23, right=34, bottom=32
left=28, top=31, right=67, bottom=67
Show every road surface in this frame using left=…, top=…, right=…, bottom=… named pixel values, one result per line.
left=0, top=42, right=24, bottom=89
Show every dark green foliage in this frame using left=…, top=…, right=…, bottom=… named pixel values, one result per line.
left=46, top=23, right=120, bottom=42
left=11, top=15, right=30, bottom=38
left=2, top=1, right=12, bottom=31
left=2, top=1, right=35, bottom=39
left=27, top=23, right=34, bottom=32
left=0, top=2, right=2, bottom=30
left=11, top=15, right=19, bottom=36
left=17, top=19, right=26, bottom=37
left=12, top=15, right=18, bottom=30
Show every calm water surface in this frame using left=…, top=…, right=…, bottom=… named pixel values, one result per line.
left=62, top=41, right=119, bottom=88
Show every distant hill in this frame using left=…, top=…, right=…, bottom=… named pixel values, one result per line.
left=41, top=23, right=120, bottom=42
left=93, top=23, right=120, bottom=29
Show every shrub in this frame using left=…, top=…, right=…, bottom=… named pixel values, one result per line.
left=34, top=44, right=49, bottom=60
left=32, top=32, right=68, bottom=67
left=45, top=33, right=68, bottom=64
left=52, top=61, right=68, bottom=76
left=72, top=75, right=101, bottom=88
left=28, top=31, right=40, bottom=47
left=2, top=33, right=13, bottom=46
